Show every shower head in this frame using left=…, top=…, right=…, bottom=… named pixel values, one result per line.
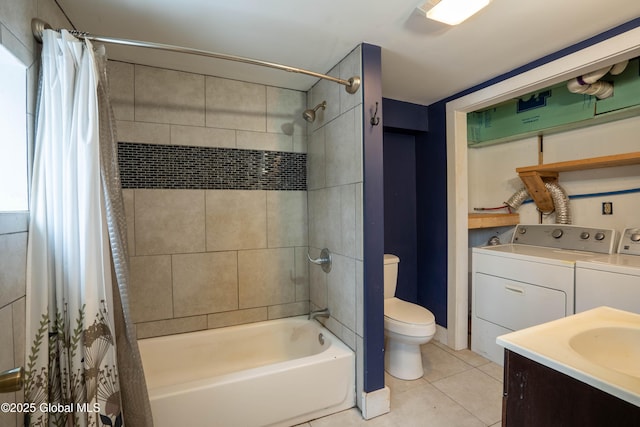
left=303, top=101, right=327, bottom=123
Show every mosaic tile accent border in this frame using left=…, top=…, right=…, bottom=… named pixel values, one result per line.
left=118, top=142, right=306, bottom=190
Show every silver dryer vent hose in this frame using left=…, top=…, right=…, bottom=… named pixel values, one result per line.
left=504, top=187, right=530, bottom=211
left=504, top=182, right=571, bottom=224
left=545, top=181, right=571, bottom=224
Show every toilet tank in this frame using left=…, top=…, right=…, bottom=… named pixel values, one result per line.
left=383, top=254, right=400, bottom=299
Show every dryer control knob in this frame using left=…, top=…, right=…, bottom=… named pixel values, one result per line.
left=551, top=229, right=563, bottom=238
left=631, top=233, right=640, bottom=242
left=580, top=232, right=590, bottom=240
left=594, top=232, right=606, bottom=241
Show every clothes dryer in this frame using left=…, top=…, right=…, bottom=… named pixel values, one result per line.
left=576, top=227, right=640, bottom=314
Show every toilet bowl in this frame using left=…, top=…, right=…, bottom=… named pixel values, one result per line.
left=383, top=254, right=436, bottom=380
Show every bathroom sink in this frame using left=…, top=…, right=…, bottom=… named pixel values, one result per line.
left=497, top=306, right=640, bottom=407
left=569, top=327, right=640, bottom=378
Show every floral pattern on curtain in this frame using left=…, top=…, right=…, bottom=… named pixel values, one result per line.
left=25, top=29, right=125, bottom=427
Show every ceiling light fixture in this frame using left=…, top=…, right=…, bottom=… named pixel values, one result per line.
left=417, top=0, right=491, bottom=25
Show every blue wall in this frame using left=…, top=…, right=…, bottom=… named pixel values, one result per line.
left=383, top=131, right=418, bottom=302
left=416, top=104, right=448, bottom=326
left=381, top=98, right=450, bottom=326
left=362, top=43, right=385, bottom=393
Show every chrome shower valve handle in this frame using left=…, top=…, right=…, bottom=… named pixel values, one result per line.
left=307, top=248, right=332, bottom=273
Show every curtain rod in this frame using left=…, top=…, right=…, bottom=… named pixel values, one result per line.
left=31, top=18, right=361, bottom=94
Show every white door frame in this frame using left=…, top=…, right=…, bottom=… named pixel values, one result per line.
left=445, top=26, right=640, bottom=350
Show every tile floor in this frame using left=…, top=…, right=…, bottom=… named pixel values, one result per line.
left=298, top=342, right=503, bottom=427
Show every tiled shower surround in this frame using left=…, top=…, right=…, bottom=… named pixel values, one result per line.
left=108, top=46, right=365, bottom=379
left=305, top=47, right=365, bottom=398
left=108, top=61, right=311, bottom=338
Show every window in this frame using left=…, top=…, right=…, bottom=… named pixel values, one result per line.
left=0, top=44, right=28, bottom=212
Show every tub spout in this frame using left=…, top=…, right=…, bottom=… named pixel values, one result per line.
left=309, top=308, right=330, bottom=321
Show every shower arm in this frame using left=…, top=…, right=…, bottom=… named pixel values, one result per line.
left=31, top=18, right=361, bottom=94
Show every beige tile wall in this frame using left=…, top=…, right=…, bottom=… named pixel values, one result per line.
left=109, top=61, right=307, bottom=153
left=307, top=46, right=364, bottom=352
left=0, top=225, right=27, bottom=427
left=306, top=45, right=365, bottom=407
left=124, top=188, right=309, bottom=338
left=109, top=61, right=310, bottom=338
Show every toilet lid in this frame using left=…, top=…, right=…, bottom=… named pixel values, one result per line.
left=384, top=298, right=435, bottom=326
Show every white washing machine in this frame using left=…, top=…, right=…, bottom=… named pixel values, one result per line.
left=472, top=224, right=617, bottom=365
left=576, top=227, right=640, bottom=314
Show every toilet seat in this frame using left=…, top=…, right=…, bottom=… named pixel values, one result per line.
left=384, top=297, right=436, bottom=337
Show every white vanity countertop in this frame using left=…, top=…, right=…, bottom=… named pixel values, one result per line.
left=497, top=306, right=640, bottom=406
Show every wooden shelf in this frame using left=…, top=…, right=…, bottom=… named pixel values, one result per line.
left=516, top=152, right=640, bottom=212
left=516, top=151, right=640, bottom=174
left=468, top=213, right=520, bottom=229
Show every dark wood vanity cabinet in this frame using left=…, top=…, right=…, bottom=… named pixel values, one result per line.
left=502, top=350, right=640, bottom=427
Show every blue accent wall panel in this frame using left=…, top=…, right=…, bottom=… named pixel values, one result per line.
left=361, top=43, right=385, bottom=393
left=383, top=131, right=418, bottom=303
left=415, top=101, right=448, bottom=327
left=382, top=98, right=428, bottom=132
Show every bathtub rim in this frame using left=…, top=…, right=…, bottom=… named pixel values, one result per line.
left=138, top=315, right=355, bottom=399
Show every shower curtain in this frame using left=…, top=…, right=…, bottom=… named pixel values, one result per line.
left=25, top=29, right=153, bottom=426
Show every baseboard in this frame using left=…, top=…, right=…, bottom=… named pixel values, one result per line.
left=433, top=324, right=448, bottom=346
left=360, top=386, right=390, bottom=420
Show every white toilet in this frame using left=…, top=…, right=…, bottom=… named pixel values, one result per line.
left=384, top=254, right=436, bottom=380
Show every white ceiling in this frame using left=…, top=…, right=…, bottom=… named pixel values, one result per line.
left=56, top=0, right=640, bottom=105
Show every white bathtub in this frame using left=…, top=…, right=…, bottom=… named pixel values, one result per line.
left=138, top=316, right=355, bottom=427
